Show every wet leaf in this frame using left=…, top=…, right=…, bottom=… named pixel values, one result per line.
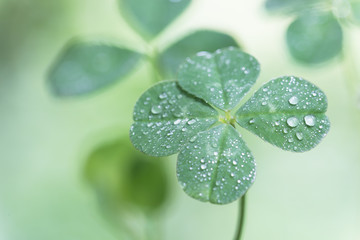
left=177, top=47, right=260, bottom=110
left=158, top=30, right=239, bottom=78
left=48, top=42, right=142, bottom=97
left=236, top=76, right=330, bottom=152
left=130, top=81, right=218, bottom=157
left=119, top=0, right=191, bottom=40
left=286, top=12, right=343, bottom=64
left=177, top=124, right=255, bottom=204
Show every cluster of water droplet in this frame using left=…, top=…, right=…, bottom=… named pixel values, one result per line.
left=237, top=76, right=330, bottom=152
left=177, top=125, right=256, bottom=204
left=178, top=47, right=260, bottom=110
left=130, top=82, right=218, bottom=156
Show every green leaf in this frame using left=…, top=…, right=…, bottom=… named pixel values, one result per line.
left=286, top=12, right=343, bottom=64
left=177, top=47, right=260, bottom=111
left=158, top=30, right=239, bottom=78
left=130, top=81, right=218, bottom=157
left=48, top=42, right=142, bottom=97
left=84, top=137, right=167, bottom=212
left=236, top=76, right=330, bottom=152
left=265, top=0, right=328, bottom=14
left=177, top=124, right=255, bottom=204
left=119, top=0, right=191, bottom=40
left=350, top=1, right=360, bottom=24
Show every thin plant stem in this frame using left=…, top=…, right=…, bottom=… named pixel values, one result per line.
left=234, top=194, right=247, bottom=240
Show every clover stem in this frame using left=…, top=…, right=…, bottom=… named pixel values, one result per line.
left=234, top=194, right=247, bottom=240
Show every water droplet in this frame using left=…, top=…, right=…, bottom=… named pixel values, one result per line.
left=304, top=115, right=316, bottom=127
left=287, top=117, right=299, bottom=128
left=200, top=164, right=207, bottom=170
left=159, top=92, right=167, bottom=99
left=151, top=105, right=162, bottom=114
left=288, top=96, right=299, bottom=105
left=174, top=119, right=181, bottom=125
left=296, top=132, right=303, bottom=140
left=187, top=119, right=196, bottom=125
left=249, top=118, right=255, bottom=124
left=261, top=101, right=267, bottom=106
left=189, top=136, right=197, bottom=142
left=232, top=160, right=237, bottom=165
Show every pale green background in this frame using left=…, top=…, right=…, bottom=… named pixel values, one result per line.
left=1, top=0, right=360, bottom=239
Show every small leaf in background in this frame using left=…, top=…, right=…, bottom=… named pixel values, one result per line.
left=286, top=12, right=343, bottom=64
left=350, top=1, right=360, bottom=24
left=265, top=0, right=328, bottom=14
left=158, top=30, right=239, bottom=78
left=130, top=81, right=218, bottom=157
left=177, top=124, right=256, bottom=204
left=177, top=47, right=260, bottom=110
left=236, top=76, right=330, bottom=152
left=118, top=0, right=191, bottom=40
left=48, top=42, right=142, bottom=97
left=84, top=137, right=168, bottom=213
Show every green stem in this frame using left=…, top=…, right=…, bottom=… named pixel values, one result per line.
left=234, top=194, right=247, bottom=240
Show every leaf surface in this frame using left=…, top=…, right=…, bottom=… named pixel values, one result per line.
left=130, top=81, right=218, bottom=157
left=236, top=76, right=330, bottom=152
left=48, top=42, right=141, bottom=97
left=119, top=0, right=191, bottom=40
left=158, top=30, right=239, bottom=78
left=177, top=124, right=255, bottom=204
left=286, top=12, right=342, bottom=64
left=178, top=47, right=260, bottom=110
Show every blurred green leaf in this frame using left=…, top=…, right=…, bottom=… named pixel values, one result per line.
left=177, top=47, right=260, bottom=110
left=286, top=12, right=343, bottom=64
left=85, top=137, right=167, bottom=212
left=350, top=1, right=360, bottom=23
left=265, top=0, right=329, bottom=14
left=48, top=42, right=142, bottom=97
left=158, top=30, right=239, bottom=78
left=236, top=76, right=330, bottom=152
left=177, top=124, right=255, bottom=204
left=119, top=0, right=191, bottom=40
left=130, top=81, right=218, bottom=157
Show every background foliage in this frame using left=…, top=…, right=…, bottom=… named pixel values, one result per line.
left=1, top=0, right=360, bottom=240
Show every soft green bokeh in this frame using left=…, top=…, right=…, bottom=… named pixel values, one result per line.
left=1, top=0, right=360, bottom=240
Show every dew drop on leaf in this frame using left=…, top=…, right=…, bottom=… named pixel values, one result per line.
left=304, top=115, right=316, bottom=127
left=159, top=92, right=168, bottom=99
left=288, top=96, right=299, bottom=105
left=287, top=117, right=299, bottom=128
left=296, top=132, right=303, bottom=140
left=187, top=119, right=197, bottom=125
left=151, top=105, right=162, bottom=114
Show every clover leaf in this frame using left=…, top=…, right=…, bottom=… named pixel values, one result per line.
left=48, top=42, right=142, bottom=97
left=130, top=47, right=330, bottom=204
left=286, top=11, right=343, bottom=64
left=118, top=0, right=191, bottom=40
left=158, top=30, right=239, bottom=78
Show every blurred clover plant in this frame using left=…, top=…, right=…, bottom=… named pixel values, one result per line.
left=85, top=137, right=168, bottom=240
left=264, top=0, right=360, bottom=64
left=130, top=47, right=330, bottom=239
left=47, top=0, right=240, bottom=97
